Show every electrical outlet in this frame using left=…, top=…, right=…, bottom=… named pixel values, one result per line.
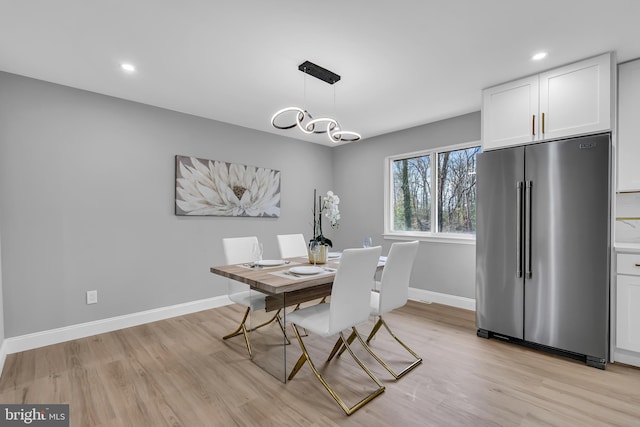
left=86, top=290, right=98, bottom=305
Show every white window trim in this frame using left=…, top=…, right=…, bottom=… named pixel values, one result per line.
left=383, top=140, right=481, bottom=245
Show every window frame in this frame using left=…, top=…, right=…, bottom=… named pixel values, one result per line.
left=383, top=140, right=481, bottom=245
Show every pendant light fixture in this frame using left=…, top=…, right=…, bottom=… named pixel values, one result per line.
left=271, top=61, right=361, bottom=143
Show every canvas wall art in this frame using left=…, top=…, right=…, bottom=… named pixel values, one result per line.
left=175, top=155, right=281, bottom=217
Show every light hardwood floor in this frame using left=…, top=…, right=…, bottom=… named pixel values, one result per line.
left=1, top=301, right=639, bottom=426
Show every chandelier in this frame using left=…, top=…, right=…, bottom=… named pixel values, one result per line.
left=271, top=61, right=361, bottom=143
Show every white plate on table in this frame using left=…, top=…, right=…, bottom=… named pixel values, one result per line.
left=289, top=266, right=324, bottom=275
left=328, top=252, right=341, bottom=259
left=256, top=259, right=286, bottom=266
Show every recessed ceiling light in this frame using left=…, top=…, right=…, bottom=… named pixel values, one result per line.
left=532, top=52, right=548, bottom=61
left=120, top=63, right=136, bottom=73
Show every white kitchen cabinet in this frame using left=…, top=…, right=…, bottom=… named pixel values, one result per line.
left=481, top=76, right=538, bottom=150
left=482, top=53, right=612, bottom=150
left=616, top=252, right=640, bottom=354
left=617, top=59, right=640, bottom=192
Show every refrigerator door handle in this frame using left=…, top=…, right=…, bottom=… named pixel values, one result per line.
left=526, top=180, right=533, bottom=278
left=516, top=181, right=524, bottom=278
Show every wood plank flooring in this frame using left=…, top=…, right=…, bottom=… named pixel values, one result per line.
left=1, top=301, right=639, bottom=426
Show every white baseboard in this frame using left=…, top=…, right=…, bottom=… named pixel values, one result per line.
left=612, top=348, right=640, bottom=368
left=408, top=287, right=476, bottom=311
left=3, top=295, right=231, bottom=356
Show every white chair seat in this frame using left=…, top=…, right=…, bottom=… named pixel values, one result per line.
left=229, top=290, right=266, bottom=312
left=286, top=303, right=332, bottom=337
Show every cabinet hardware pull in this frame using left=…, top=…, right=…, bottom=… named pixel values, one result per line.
left=542, top=112, right=545, bottom=134
left=635, top=263, right=640, bottom=267
left=532, top=115, right=535, bottom=136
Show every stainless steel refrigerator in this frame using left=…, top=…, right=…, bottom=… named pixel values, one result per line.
left=475, top=133, right=611, bottom=369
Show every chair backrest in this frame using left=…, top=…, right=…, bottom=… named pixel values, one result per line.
left=277, top=233, right=308, bottom=258
left=377, top=241, right=419, bottom=314
left=222, top=236, right=259, bottom=296
left=328, top=246, right=382, bottom=335
left=222, top=236, right=259, bottom=265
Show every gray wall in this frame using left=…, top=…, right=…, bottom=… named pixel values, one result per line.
left=0, top=72, right=337, bottom=337
left=331, top=112, right=480, bottom=299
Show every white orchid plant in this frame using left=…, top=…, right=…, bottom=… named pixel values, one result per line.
left=312, top=189, right=340, bottom=247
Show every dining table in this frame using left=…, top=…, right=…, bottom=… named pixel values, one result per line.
left=210, top=254, right=385, bottom=382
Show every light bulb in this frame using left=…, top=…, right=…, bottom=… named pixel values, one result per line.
left=120, top=63, right=136, bottom=72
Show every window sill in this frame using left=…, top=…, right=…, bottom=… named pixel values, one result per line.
left=383, top=232, right=476, bottom=245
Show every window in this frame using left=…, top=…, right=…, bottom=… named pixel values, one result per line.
left=385, top=142, right=481, bottom=241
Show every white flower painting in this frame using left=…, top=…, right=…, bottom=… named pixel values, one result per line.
left=175, top=155, right=281, bottom=217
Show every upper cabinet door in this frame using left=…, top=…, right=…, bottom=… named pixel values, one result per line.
left=539, top=53, right=612, bottom=141
left=618, top=59, right=640, bottom=192
left=482, top=76, right=539, bottom=150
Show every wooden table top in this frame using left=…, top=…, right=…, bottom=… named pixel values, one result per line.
left=210, top=257, right=341, bottom=295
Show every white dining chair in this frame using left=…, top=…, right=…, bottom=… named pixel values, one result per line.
left=286, top=246, right=384, bottom=416
left=221, top=236, right=287, bottom=358
left=277, top=233, right=309, bottom=258
left=331, top=240, right=421, bottom=379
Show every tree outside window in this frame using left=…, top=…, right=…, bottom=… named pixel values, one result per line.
left=389, top=144, right=481, bottom=236
left=392, top=155, right=431, bottom=232
left=438, top=146, right=481, bottom=233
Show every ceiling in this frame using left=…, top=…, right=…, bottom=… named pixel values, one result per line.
left=2, top=1, right=640, bottom=146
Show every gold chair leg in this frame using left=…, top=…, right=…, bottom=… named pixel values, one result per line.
left=329, top=329, right=355, bottom=360
left=326, top=333, right=348, bottom=362
left=332, top=315, right=383, bottom=359
left=222, top=307, right=250, bottom=340
left=240, top=324, right=252, bottom=358
left=223, top=307, right=291, bottom=358
left=366, top=317, right=385, bottom=344
left=247, top=309, right=280, bottom=332
left=275, top=312, right=292, bottom=345
left=222, top=307, right=253, bottom=357
left=288, top=324, right=385, bottom=416
left=287, top=352, right=307, bottom=380
left=246, top=309, right=291, bottom=344
left=358, top=316, right=423, bottom=380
